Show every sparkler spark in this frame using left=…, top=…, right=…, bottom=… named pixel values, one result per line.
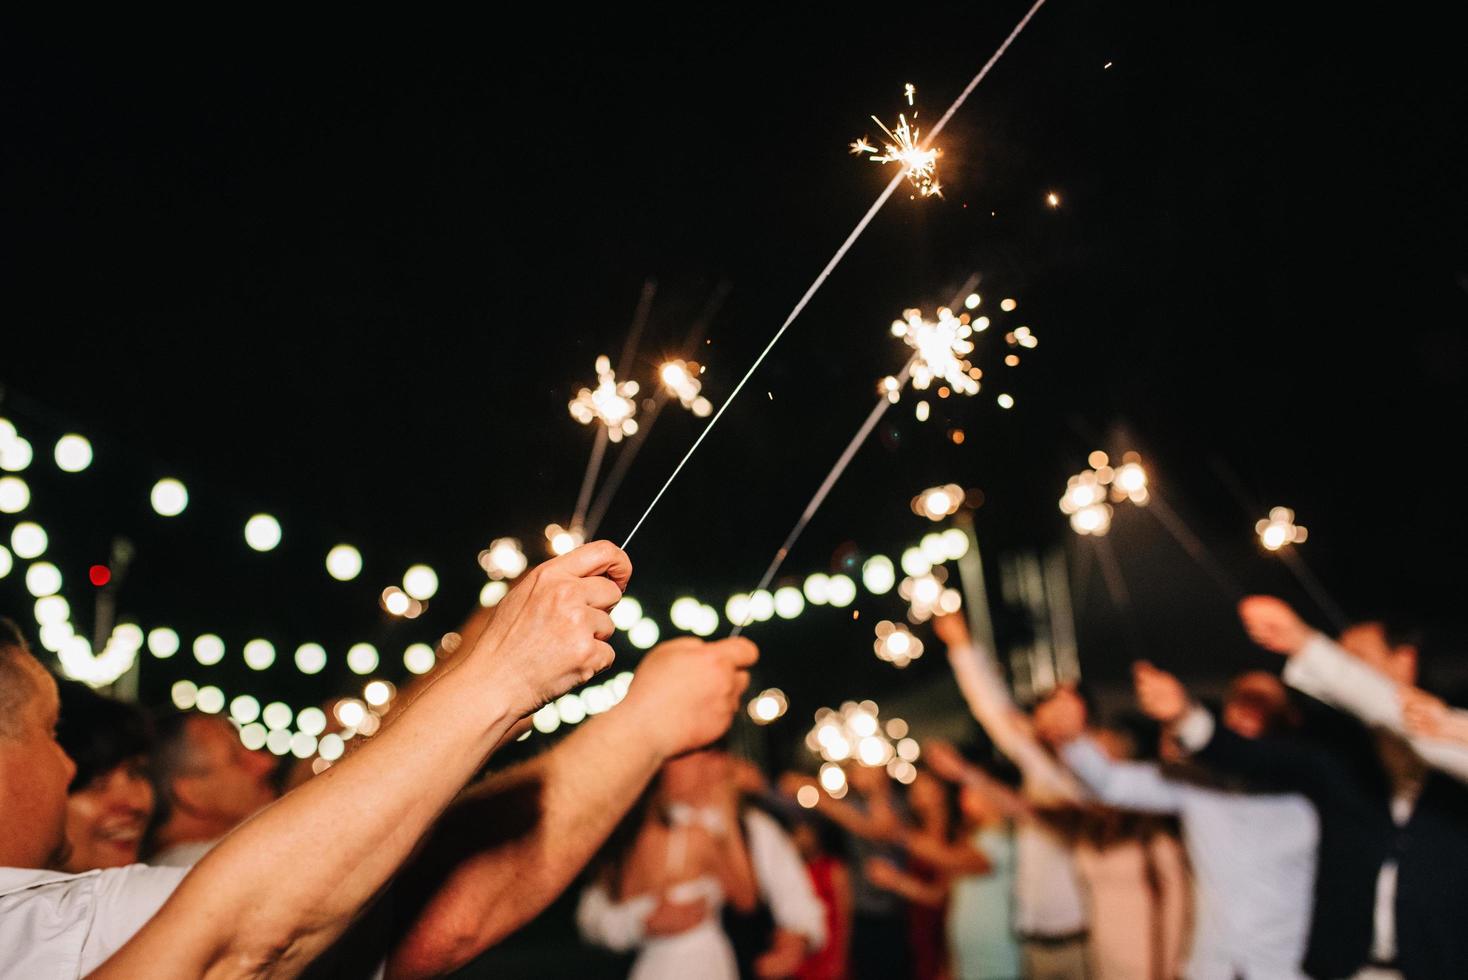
left=569, top=355, right=640, bottom=442
left=890, top=307, right=980, bottom=395
left=659, top=360, right=713, bottom=417
left=852, top=109, right=943, bottom=198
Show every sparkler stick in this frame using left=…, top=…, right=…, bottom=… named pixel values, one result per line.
left=584, top=282, right=731, bottom=538
left=619, top=0, right=1049, bottom=549
left=570, top=283, right=658, bottom=536
left=727, top=276, right=981, bottom=638
left=1279, top=547, right=1349, bottom=631
left=729, top=357, right=916, bottom=639
left=1145, top=491, right=1244, bottom=599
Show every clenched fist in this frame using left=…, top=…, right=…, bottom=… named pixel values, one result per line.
left=1133, top=661, right=1191, bottom=724
left=1033, top=686, right=1087, bottom=747
left=1238, top=595, right=1312, bottom=655
left=470, top=540, right=631, bottom=717
left=621, top=636, right=759, bottom=760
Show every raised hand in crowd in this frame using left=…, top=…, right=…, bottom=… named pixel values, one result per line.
left=1033, top=685, right=1088, bottom=748
left=1237, top=595, right=1314, bottom=655
left=1133, top=661, right=1193, bottom=725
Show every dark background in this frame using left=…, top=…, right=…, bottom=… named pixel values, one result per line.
left=2, top=5, right=1466, bottom=749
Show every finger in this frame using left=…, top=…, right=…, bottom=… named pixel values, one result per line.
left=554, top=540, right=633, bottom=591
left=589, top=608, right=617, bottom=642
left=591, top=640, right=616, bottom=677
left=580, top=576, right=625, bottom=612
left=733, top=670, right=751, bottom=697
left=712, top=636, right=759, bottom=668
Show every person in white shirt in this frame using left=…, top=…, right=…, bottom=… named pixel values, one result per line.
left=1034, top=673, right=1319, bottom=980
left=1136, top=596, right=1468, bottom=980
left=933, top=612, right=1090, bottom=980
left=1, top=543, right=761, bottom=979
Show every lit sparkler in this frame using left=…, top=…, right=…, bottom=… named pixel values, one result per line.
left=1257, top=507, right=1307, bottom=552
left=804, top=701, right=918, bottom=788
left=1060, top=451, right=1149, bottom=536
left=851, top=87, right=943, bottom=198
left=899, top=568, right=962, bottom=623
left=569, top=355, right=639, bottom=442
left=874, top=620, right=924, bottom=668
left=659, top=359, right=713, bottom=418
left=887, top=307, right=981, bottom=396
left=478, top=537, right=528, bottom=580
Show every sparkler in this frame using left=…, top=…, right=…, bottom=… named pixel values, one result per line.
left=568, top=355, right=639, bottom=442
left=874, top=620, right=924, bottom=668
left=852, top=88, right=943, bottom=198
left=619, top=0, right=1049, bottom=550
left=804, top=701, right=919, bottom=790
left=1257, top=506, right=1346, bottom=629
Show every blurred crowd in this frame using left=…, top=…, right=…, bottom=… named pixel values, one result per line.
left=2, top=541, right=1467, bottom=979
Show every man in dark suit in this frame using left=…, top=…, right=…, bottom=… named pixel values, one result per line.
left=1132, top=598, right=1468, bottom=980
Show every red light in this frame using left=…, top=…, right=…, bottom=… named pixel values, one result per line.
left=89, top=565, right=111, bottom=587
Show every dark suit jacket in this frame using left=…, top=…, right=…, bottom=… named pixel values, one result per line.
left=1193, top=697, right=1468, bottom=980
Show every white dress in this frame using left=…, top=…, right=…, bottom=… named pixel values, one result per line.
left=627, top=874, right=737, bottom=980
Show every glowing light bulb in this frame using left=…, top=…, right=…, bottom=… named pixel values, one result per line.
left=244, top=514, right=282, bottom=552
left=326, top=545, right=363, bottom=581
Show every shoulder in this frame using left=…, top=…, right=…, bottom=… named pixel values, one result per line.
left=0, top=865, right=181, bottom=978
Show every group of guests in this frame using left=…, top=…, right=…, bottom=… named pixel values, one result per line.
left=3, top=536, right=1467, bottom=980
left=0, top=542, right=763, bottom=977
left=674, top=597, right=1463, bottom=980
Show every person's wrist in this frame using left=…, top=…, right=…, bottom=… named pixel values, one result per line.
left=606, top=687, right=676, bottom=766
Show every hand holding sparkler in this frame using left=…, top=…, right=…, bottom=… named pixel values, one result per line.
left=1133, top=661, right=1192, bottom=725
left=1238, top=595, right=1313, bottom=656
left=933, top=610, right=972, bottom=649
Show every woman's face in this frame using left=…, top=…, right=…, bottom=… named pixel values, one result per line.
left=62, top=755, right=155, bottom=872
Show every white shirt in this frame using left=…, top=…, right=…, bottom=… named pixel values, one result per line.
left=578, top=809, right=827, bottom=954
left=1062, top=736, right=1317, bottom=979
left=1283, top=634, right=1468, bottom=784
left=149, top=838, right=219, bottom=868
left=947, top=641, right=1088, bottom=936
left=0, top=864, right=187, bottom=977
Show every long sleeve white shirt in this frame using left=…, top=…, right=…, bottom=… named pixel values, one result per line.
left=1283, top=633, right=1468, bottom=784
left=947, top=642, right=1088, bottom=936
left=1062, top=736, right=1317, bottom=979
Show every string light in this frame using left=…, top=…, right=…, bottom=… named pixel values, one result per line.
left=147, top=628, right=180, bottom=659
left=346, top=642, right=379, bottom=675
left=244, top=514, right=282, bottom=552
left=294, top=643, right=327, bottom=675
left=404, top=643, right=436, bottom=675
left=402, top=564, right=439, bottom=601
left=862, top=555, right=896, bottom=594
left=479, top=580, right=509, bottom=608
left=150, top=478, right=189, bottom=517
left=0, top=545, right=10, bottom=579
left=193, top=634, right=225, bottom=666
left=243, top=639, right=276, bottom=671
left=0, top=476, right=30, bottom=513
left=53, top=435, right=93, bottom=473
left=11, top=522, right=47, bottom=559
left=325, top=545, right=363, bottom=581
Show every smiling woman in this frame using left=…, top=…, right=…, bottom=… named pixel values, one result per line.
left=54, top=680, right=156, bottom=873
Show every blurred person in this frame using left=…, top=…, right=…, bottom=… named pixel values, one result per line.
left=1034, top=677, right=1317, bottom=980
left=1400, top=687, right=1468, bottom=746
left=577, top=749, right=759, bottom=980
left=54, top=680, right=156, bottom=873
left=724, top=755, right=830, bottom=979
left=933, top=757, right=1022, bottom=980
left=1135, top=595, right=1468, bottom=980
left=934, top=612, right=1090, bottom=980
left=146, top=710, right=279, bottom=866
left=791, top=818, right=852, bottom=980
left=0, top=544, right=756, bottom=978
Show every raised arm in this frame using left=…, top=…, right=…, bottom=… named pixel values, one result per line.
left=1240, top=595, right=1468, bottom=783
left=935, top=613, right=1083, bottom=803
left=1134, top=659, right=1338, bottom=798
left=385, top=635, right=756, bottom=978
left=923, top=739, right=1034, bottom=822
left=95, top=541, right=631, bottom=980
left=1033, top=685, right=1184, bottom=815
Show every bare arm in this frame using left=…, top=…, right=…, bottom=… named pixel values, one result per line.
left=899, top=829, right=992, bottom=875
left=864, top=858, right=948, bottom=908
left=936, top=614, right=1083, bottom=803
left=387, top=636, right=757, bottom=979
left=95, top=543, right=631, bottom=980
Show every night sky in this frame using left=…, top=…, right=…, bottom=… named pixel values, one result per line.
left=3, top=5, right=1466, bottom=732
